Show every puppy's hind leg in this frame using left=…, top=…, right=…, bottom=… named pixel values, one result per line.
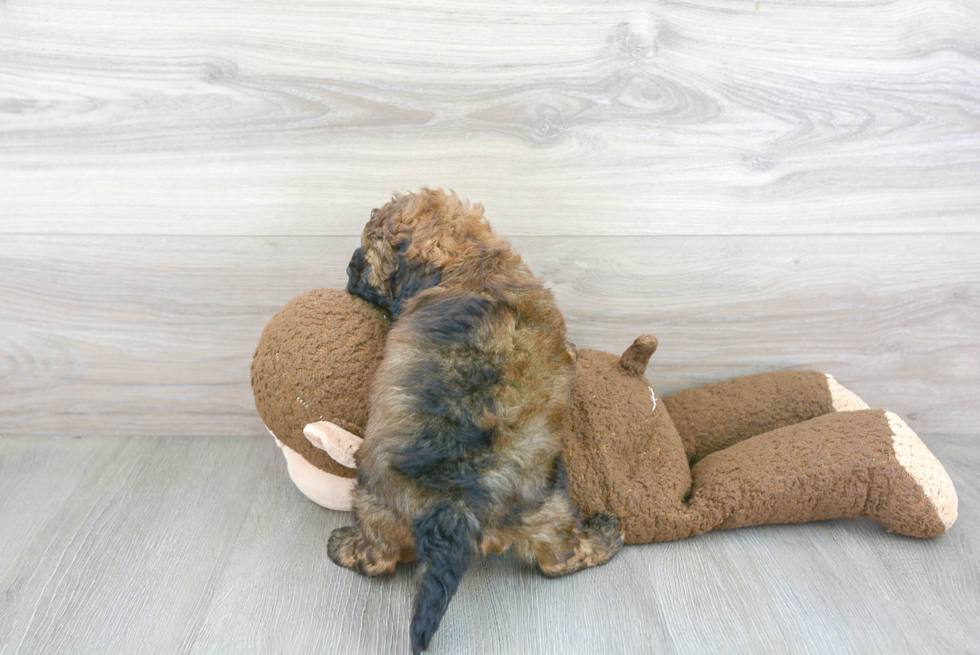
left=328, top=505, right=413, bottom=577
left=327, top=525, right=400, bottom=577
left=518, top=491, right=624, bottom=578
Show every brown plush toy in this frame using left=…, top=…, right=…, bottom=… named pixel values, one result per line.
left=251, top=289, right=957, bottom=543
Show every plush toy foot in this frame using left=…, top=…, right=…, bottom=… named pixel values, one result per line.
left=865, top=412, right=958, bottom=536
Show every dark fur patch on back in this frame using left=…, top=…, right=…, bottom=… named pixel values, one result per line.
left=392, top=293, right=501, bottom=512
left=407, top=292, right=495, bottom=348
left=392, top=353, right=498, bottom=512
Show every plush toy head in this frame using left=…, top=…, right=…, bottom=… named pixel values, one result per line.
left=251, top=289, right=389, bottom=480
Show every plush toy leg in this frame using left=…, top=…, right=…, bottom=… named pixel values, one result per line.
left=663, top=371, right=870, bottom=463
left=684, top=409, right=957, bottom=539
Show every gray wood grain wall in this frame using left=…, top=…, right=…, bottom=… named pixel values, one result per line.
left=2, top=0, right=978, bottom=438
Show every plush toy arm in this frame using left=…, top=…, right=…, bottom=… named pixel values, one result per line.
left=662, top=371, right=869, bottom=464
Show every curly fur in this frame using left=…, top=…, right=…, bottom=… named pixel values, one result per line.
left=331, top=189, right=623, bottom=653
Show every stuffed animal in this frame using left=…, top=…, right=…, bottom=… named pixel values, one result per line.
left=251, top=289, right=957, bottom=543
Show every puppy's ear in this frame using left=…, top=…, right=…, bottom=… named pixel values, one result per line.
left=389, top=240, right=441, bottom=317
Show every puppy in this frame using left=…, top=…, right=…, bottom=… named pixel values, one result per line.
left=331, top=189, right=623, bottom=653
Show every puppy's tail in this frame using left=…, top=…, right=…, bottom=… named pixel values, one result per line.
left=410, top=502, right=475, bottom=654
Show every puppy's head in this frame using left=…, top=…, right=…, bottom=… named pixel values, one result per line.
left=347, top=188, right=500, bottom=316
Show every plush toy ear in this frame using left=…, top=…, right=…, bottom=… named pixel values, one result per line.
left=619, top=334, right=658, bottom=375
left=389, top=240, right=442, bottom=316
left=304, top=421, right=363, bottom=469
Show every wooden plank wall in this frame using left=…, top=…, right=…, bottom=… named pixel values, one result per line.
left=2, top=0, right=978, bottom=438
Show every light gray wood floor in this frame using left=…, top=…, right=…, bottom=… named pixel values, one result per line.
left=1, top=433, right=977, bottom=654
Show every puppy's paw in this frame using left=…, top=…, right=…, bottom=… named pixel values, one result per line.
left=583, top=513, right=624, bottom=551
left=327, top=525, right=357, bottom=566
left=539, top=513, right=624, bottom=578
left=328, top=525, right=398, bottom=577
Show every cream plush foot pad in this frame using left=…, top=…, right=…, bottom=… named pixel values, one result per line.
left=824, top=374, right=871, bottom=412
left=885, top=411, right=958, bottom=532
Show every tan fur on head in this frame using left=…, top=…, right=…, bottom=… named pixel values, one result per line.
left=360, top=189, right=507, bottom=293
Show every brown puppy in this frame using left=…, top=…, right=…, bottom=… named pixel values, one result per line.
left=331, top=189, right=623, bottom=653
